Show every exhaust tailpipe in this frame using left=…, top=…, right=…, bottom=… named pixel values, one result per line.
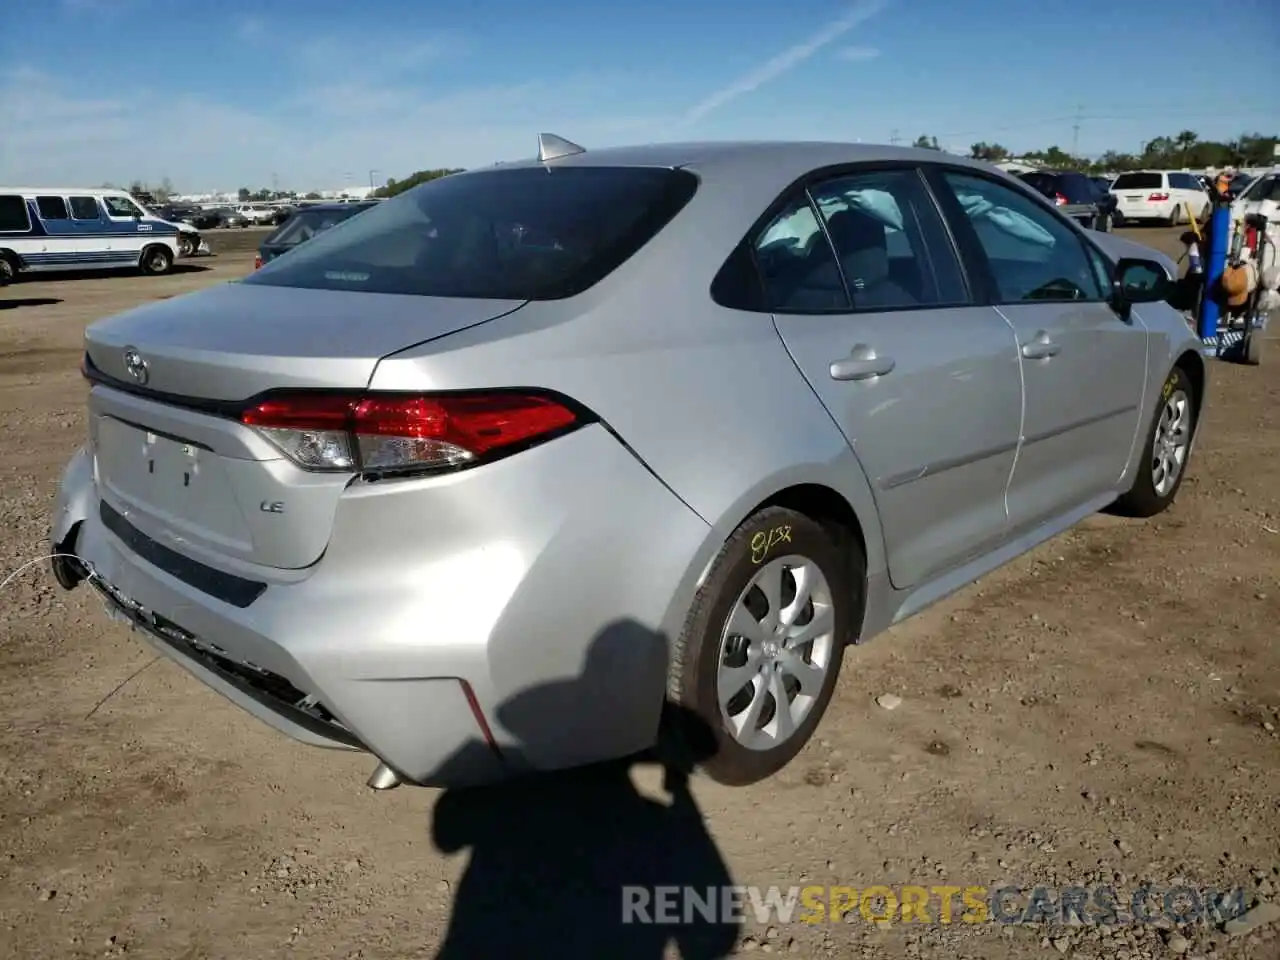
left=366, top=762, right=402, bottom=790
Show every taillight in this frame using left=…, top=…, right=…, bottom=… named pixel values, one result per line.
left=1148, top=192, right=1169, bottom=202
left=254, top=254, right=263, bottom=270
left=238, top=390, right=582, bottom=474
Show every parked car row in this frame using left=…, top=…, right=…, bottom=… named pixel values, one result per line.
left=1014, top=168, right=1263, bottom=230
left=1014, top=170, right=1117, bottom=231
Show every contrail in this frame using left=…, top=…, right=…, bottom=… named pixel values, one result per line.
left=679, top=0, right=888, bottom=127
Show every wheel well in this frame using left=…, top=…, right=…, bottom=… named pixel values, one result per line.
left=752, top=483, right=869, bottom=640
left=1174, top=349, right=1205, bottom=418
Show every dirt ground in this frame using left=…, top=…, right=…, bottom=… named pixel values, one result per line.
left=0, top=227, right=1276, bottom=960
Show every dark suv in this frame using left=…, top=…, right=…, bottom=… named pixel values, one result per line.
left=1016, top=170, right=1117, bottom=231
left=254, top=201, right=377, bottom=269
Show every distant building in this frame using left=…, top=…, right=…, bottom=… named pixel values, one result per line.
left=313, top=185, right=376, bottom=200
left=995, top=158, right=1045, bottom=173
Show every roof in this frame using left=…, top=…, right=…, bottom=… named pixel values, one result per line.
left=0, top=186, right=135, bottom=196
left=461, top=139, right=996, bottom=184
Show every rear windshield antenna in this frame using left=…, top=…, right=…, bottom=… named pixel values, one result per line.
left=537, top=133, right=586, bottom=162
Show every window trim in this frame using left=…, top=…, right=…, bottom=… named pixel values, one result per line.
left=35, top=195, right=71, bottom=221
left=710, top=159, right=977, bottom=316
left=0, top=194, right=33, bottom=233
left=69, top=196, right=103, bottom=221
left=923, top=164, right=1115, bottom=308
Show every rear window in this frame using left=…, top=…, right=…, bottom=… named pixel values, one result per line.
left=242, top=166, right=699, bottom=299
left=0, top=195, right=30, bottom=231
left=263, top=207, right=362, bottom=248
left=1055, top=173, right=1097, bottom=202
left=1111, top=173, right=1162, bottom=191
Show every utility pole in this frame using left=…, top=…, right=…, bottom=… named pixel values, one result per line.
left=1071, top=104, right=1084, bottom=159
left=889, top=129, right=900, bottom=146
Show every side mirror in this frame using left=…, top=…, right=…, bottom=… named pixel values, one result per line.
left=1113, top=256, right=1174, bottom=305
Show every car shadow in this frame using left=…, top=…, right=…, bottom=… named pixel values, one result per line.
left=427, top=619, right=741, bottom=960
left=0, top=297, right=63, bottom=310
left=13, top=264, right=211, bottom=284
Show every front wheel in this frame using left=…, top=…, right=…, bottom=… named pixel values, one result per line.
left=1111, top=365, right=1197, bottom=517
left=668, top=507, right=858, bottom=785
left=139, top=245, right=174, bottom=276
left=176, top=235, right=194, bottom=257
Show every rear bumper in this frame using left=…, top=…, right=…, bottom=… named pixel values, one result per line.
left=51, top=425, right=711, bottom=788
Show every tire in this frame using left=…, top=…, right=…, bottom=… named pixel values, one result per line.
left=1167, top=205, right=1181, bottom=227
left=1111, top=365, right=1197, bottom=518
left=0, top=254, right=15, bottom=286
left=667, top=506, right=859, bottom=786
left=139, top=244, right=174, bottom=276
left=1242, top=328, right=1263, bottom=366
left=176, top=235, right=194, bottom=257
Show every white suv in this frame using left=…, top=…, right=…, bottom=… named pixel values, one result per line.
left=236, top=203, right=275, bottom=224
left=1111, top=171, right=1210, bottom=226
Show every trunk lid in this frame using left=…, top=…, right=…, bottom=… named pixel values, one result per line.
left=85, top=281, right=525, bottom=570
left=85, top=280, right=524, bottom=399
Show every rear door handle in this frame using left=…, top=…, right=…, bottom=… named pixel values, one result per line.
left=830, top=344, right=895, bottom=381
left=1020, top=332, right=1061, bottom=360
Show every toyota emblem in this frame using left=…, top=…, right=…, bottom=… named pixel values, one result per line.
left=122, top=347, right=148, bottom=385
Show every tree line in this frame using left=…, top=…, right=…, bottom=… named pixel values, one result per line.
left=117, top=128, right=1277, bottom=203
left=925, top=130, right=1277, bottom=172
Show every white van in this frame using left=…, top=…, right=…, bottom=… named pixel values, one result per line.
left=0, top=187, right=193, bottom=285
left=1110, top=170, right=1210, bottom=225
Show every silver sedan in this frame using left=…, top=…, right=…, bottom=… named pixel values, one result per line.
left=50, top=136, right=1204, bottom=791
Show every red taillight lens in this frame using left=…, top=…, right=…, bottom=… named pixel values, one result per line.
left=254, top=255, right=263, bottom=270
left=1054, top=193, right=1068, bottom=206
left=239, top=391, right=580, bottom=474
left=1148, top=192, right=1169, bottom=202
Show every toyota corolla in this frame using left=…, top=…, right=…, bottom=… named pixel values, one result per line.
left=50, top=135, right=1205, bottom=791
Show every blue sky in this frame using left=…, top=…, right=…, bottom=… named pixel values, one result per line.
left=1, top=0, right=1276, bottom=192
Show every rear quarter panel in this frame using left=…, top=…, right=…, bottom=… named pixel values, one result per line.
left=367, top=177, right=891, bottom=636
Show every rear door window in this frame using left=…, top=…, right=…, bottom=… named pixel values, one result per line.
left=1111, top=173, right=1163, bottom=191
left=243, top=166, right=698, bottom=299
left=808, top=168, right=969, bottom=309
left=36, top=196, right=69, bottom=220
left=69, top=196, right=102, bottom=220
left=752, top=195, right=849, bottom=312
left=0, top=195, right=30, bottom=231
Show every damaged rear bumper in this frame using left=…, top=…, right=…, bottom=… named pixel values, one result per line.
left=49, top=426, right=711, bottom=789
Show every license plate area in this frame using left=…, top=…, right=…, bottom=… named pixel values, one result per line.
left=95, top=416, right=254, bottom=551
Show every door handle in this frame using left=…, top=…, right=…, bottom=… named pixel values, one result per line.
left=1020, top=332, right=1061, bottom=360
left=830, top=344, right=895, bottom=381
